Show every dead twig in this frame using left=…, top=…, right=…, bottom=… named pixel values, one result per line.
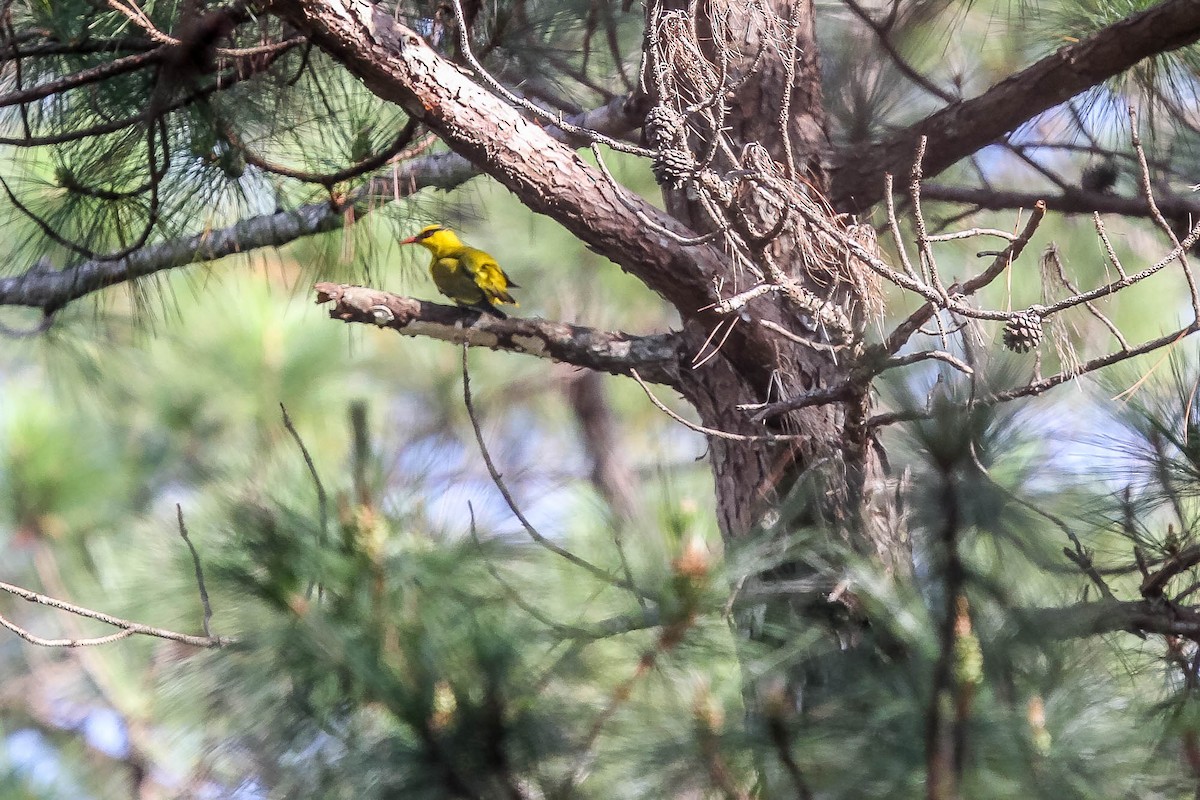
left=176, top=504, right=213, bottom=638
left=461, top=346, right=651, bottom=599
left=0, top=579, right=229, bottom=648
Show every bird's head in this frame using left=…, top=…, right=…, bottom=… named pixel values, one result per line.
left=400, top=224, right=462, bottom=255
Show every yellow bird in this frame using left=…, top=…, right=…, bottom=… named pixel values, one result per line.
left=399, top=224, right=519, bottom=318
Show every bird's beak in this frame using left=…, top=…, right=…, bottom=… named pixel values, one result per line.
left=400, top=235, right=418, bottom=245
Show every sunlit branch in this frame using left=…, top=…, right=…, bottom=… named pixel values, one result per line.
left=0, top=579, right=230, bottom=648
left=317, top=283, right=685, bottom=387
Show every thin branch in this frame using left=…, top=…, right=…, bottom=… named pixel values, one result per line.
left=461, top=345, right=652, bottom=600
left=1042, top=244, right=1129, bottom=351
left=1038, top=218, right=1200, bottom=315
left=223, top=116, right=423, bottom=187
left=913, top=183, right=1200, bottom=221
left=629, top=368, right=804, bottom=442
left=739, top=383, right=859, bottom=423
left=876, top=350, right=974, bottom=376
left=870, top=323, right=1200, bottom=428
left=969, top=443, right=1114, bottom=600
left=0, top=613, right=136, bottom=647
left=175, top=504, right=213, bottom=638
left=280, top=403, right=329, bottom=539
left=1129, top=106, right=1200, bottom=321
left=468, top=503, right=660, bottom=640
left=840, top=0, right=957, bottom=104
left=883, top=201, right=1046, bottom=354
left=0, top=579, right=229, bottom=648
left=0, top=46, right=163, bottom=108
left=448, top=0, right=652, bottom=158
left=1093, top=213, right=1128, bottom=279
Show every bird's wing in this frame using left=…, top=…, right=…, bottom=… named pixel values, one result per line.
left=463, top=249, right=517, bottom=304
left=432, top=256, right=486, bottom=306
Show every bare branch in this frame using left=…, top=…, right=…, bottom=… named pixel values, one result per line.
left=869, top=323, right=1200, bottom=428
left=1128, top=106, right=1200, bottom=321
left=883, top=202, right=1046, bottom=354
left=175, top=505, right=213, bottom=639
left=460, top=346, right=652, bottom=600
left=629, top=368, right=804, bottom=442
left=908, top=183, right=1200, bottom=221
left=0, top=579, right=229, bottom=648
left=317, top=283, right=685, bottom=386
left=0, top=613, right=136, bottom=647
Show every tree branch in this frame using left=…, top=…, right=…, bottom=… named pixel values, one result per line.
left=829, top=0, right=1200, bottom=212
left=915, top=183, right=1200, bottom=220
left=1021, top=599, right=1200, bottom=640
left=0, top=200, right=347, bottom=311
left=315, top=283, right=686, bottom=386
left=0, top=579, right=230, bottom=648
left=0, top=92, right=645, bottom=312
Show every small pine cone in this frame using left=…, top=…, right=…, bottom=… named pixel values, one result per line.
left=1002, top=311, right=1043, bottom=353
left=644, top=104, right=683, bottom=150
left=652, top=147, right=695, bottom=189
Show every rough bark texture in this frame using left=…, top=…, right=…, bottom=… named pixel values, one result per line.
left=644, top=0, right=895, bottom=562
left=315, top=283, right=687, bottom=386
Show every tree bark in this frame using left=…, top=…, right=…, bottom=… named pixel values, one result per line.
left=645, top=0, right=898, bottom=564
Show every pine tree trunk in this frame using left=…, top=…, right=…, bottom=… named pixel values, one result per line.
left=650, top=0, right=902, bottom=570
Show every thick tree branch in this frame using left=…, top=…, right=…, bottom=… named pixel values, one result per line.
left=0, top=200, right=347, bottom=311
left=1021, top=599, right=1200, bottom=640
left=916, top=183, right=1200, bottom=220
left=315, top=283, right=686, bottom=386
left=829, top=0, right=1200, bottom=212
left=267, top=0, right=724, bottom=314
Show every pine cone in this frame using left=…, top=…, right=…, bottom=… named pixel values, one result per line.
left=652, top=147, right=695, bottom=189
left=644, top=104, right=683, bottom=150
left=1002, top=311, right=1043, bottom=353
